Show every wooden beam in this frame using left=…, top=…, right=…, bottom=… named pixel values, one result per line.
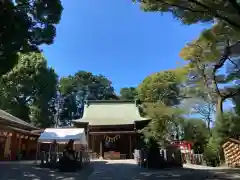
left=0, top=125, right=39, bottom=136
left=89, top=124, right=135, bottom=129
left=89, top=131, right=136, bottom=135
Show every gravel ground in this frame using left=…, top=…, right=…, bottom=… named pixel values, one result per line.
left=0, top=160, right=240, bottom=180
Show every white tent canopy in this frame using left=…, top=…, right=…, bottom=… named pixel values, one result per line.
left=38, top=128, right=87, bottom=145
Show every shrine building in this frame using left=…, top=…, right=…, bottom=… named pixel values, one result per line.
left=0, top=109, right=39, bottom=160
left=73, top=100, right=150, bottom=159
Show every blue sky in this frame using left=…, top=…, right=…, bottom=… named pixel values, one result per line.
left=42, top=0, right=208, bottom=94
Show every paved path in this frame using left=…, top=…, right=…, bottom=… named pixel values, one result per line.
left=0, top=160, right=240, bottom=179
left=88, top=160, right=240, bottom=180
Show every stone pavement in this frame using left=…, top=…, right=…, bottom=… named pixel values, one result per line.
left=0, top=160, right=240, bottom=180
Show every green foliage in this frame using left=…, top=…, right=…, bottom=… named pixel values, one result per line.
left=60, top=71, right=118, bottom=100
left=120, top=87, right=138, bottom=100
left=203, top=136, right=220, bottom=167
left=137, top=0, right=240, bottom=123
left=183, top=118, right=209, bottom=153
left=58, top=71, right=119, bottom=125
left=141, top=103, right=185, bottom=145
left=0, top=0, right=63, bottom=75
left=201, top=111, right=240, bottom=165
left=138, top=70, right=184, bottom=106
left=137, top=69, right=188, bottom=145
left=134, top=0, right=240, bottom=30
left=180, top=25, right=240, bottom=122
left=232, top=91, right=240, bottom=116
left=214, top=111, right=240, bottom=144
left=133, top=0, right=240, bottom=163
left=0, top=52, right=58, bottom=127
left=58, top=94, right=79, bottom=127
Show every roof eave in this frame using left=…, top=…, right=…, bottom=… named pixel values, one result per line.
left=0, top=109, right=39, bottom=130
left=0, top=118, right=39, bottom=130
left=73, top=120, right=148, bottom=126
left=134, top=118, right=151, bottom=122
left=72, top=120, right=89, bottom=124
left=88, top=123, right=135, bottom=126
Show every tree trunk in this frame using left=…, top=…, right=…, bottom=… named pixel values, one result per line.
left=216, top=96, right=224, bottom=121
left=206, top=103, right=212, bottom=130
left=206, top=116, right=211, bottom=130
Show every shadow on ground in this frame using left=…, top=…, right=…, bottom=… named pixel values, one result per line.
left=0, top=160, right=239, bottom=180
left=0, top=162, right=94, bottom=180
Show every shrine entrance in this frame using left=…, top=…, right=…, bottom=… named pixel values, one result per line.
left=103, top=135, right=120, bottom=152
left=73, top=100, right=151, bottom=160
left=89, top=132, right=137, bottom=160
left=103, top=135, right=125, bottom=159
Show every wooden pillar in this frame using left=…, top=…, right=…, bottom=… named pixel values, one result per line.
left=18, top=135, right=22, bottom=149
left=136, top=133, right=139, bottom=149
left=25, top=136, right=30, bottom=159
left=100, top=139, right=103, bottom=159
left=91, top=135, right=94, bottom=152
left=129, top=135, right=132, bottom=159
left=133, top=134, right=137, bottom=150
left=10, top=132, right=17, bottom=160
left=4, top=133, right=11, bottom=159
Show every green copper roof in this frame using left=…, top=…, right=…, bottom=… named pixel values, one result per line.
left=0, top=109, right=37, bottom=129
left=73, top=100, right=150, bottom=126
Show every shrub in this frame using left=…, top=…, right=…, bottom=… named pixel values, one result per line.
left=203, top=137, right=220, bottom=167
